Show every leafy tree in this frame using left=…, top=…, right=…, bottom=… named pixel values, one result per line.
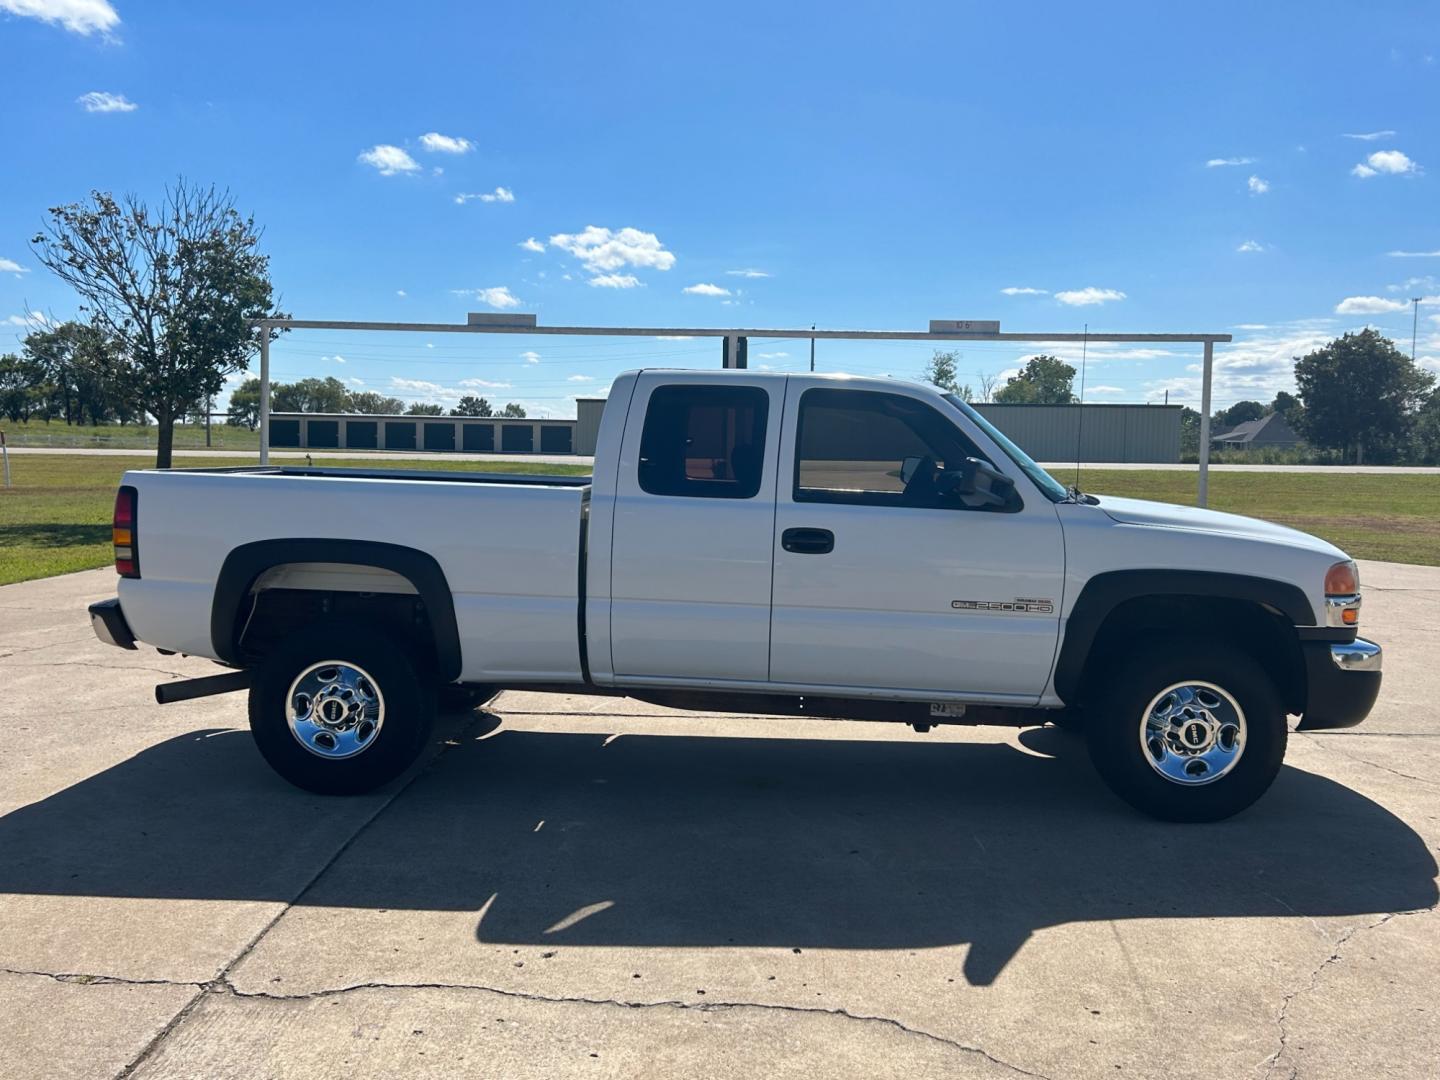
left=1412, top=390, right=1440, bottom=465
left=22, top=321, right=131, bottom=425
left=922, top=350, right=972, bottom=400
left=1294, top=329, right=1434, bottom=464
left=271, top=376, right=350, bottom=413
left=31, top=181, right=282, bottom=467
left=1179, top=406, right=1202, bottom=457
left=226, top=377, right=261, bottom=428
left=1219, top=400, right=1266, bottom=428
left=993, top=354, right=1075, bottom=404
left=406, top=402, right=444, bottom=416
left=451, top=395, right=494, bottom=417
left=1269, top=389, right=1305, bottom=433
left=500, top=402, right=527, bottom=418
left=349, top=390, right=406, bottom=414
left=0, top=353, right=43, bottom=422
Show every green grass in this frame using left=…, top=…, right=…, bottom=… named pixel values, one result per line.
left=1, top=457, right=1437, bottom=588
left=2, top=420, right=263, bottom=451
left=0, top=454, right=592, bottom=586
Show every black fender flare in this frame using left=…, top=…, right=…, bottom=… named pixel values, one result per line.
left=1053, top=569, right=1315, bottom=702
left=211, top=539, right=462, bottom=681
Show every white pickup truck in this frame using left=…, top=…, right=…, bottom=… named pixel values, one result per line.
left=89, top=369, right=1382, bottom=821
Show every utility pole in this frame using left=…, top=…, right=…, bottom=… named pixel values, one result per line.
left=1414, top=297, right=1422, bottom=361
left=809, top=324, right=816, bottom=371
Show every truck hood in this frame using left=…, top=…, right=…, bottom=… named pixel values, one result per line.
left=1096, top=495, right=1344, bottom=556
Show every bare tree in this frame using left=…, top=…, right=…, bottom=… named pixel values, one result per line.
left=32, top=180, right=283, bottom=467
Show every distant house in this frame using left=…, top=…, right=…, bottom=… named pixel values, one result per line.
left=1211, top=411, right=1301, bottom=449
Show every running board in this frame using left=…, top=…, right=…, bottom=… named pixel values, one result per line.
left=155, top=670, right=251, bottom=705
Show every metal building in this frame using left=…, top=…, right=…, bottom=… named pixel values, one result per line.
left=269, top=412, right=577, bottom=455
left=973, top=403, right=1181, bottom=464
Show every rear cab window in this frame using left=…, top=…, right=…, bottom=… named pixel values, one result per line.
left=638, top=384, right=770, bottom=499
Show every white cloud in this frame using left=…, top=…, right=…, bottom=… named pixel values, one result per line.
left=1086, top=385, right=1127, bottom=394
left=1001, top=286, right=1048, bottom=295
left=4, top=311, right=50, bottom=328
left=324, top=355, right=346, bottom=364
left=656, top=335, right=693, bottom=341
left=519, top=237, right=545, bottom=253
left=1334, top=295, right=1409, bottom=314
left=1234, top=323, right=1269, bottom=330
left=0, top=257, right=30, bottom=276
left=567, top=375, right=594, bottom=382
left=473, top=286, right=520, bottom=309
left=1236, top=240, right=1266, bottom=253
left=1343, top=130, right=1396, bottom=141
left=1388, top=249, right=1440, bottom=258
left=77, top=90, right=136, bottom=113
left=587, top=273, right=640, bottom=289
left=395, top=289, right=406, bottom=297
left=358, top=144, right=420, bottom=176
left=548, top=226, right=675, bottom=273
left=459, top=377, right=512, bottom=389
left=346, top=378, right=366, bottom=387
left=1387, top=275, right=1440, bottom=293
left=521, top=351, right=541, bottom=364
left=1247, top=175, right=1270, bottom=195
left=1055, top=286, right=1126, bottom=307
left=756, top=351, right=789, bottom=359
left=418, top=132, right=472, bottom=154
left=455, top=187, right=514, bottom=204
left=1206, top=156, right=1255, bottom=167
left=683, top=282, right=730, bottom=297
left=1351, top=149, right=1420, bottom=178
left=1142, top=328, right=1336, bottom=408
left=1, top=0, right=118, bottom=35
left=726, top=268, right=770, bottom=278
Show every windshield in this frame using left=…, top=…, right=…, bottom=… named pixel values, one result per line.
left=942, top=394, right=1070, bottom=503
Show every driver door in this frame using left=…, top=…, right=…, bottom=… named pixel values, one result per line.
left=768, top=382, right=1064, bottom=700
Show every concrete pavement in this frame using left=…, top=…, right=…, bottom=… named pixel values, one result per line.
left=0, top=564, right=1436, bottom=1078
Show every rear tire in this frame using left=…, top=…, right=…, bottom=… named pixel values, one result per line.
left=1085, top=639, right=1286, bottom=822
left=248, top=621, right=436, bottom=795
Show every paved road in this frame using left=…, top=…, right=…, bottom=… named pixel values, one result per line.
left=10, top=445, right=1440, bottom=473
left=1, top=565, right=1436, bottom=1078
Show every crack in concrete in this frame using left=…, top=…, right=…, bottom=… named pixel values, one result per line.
left=110, top=710, right=495, bottom=1080
left=1260, top=907, right=1433, bottom=1080
left=222, top=979, right=1053, bottom=1078
left=0, top=966, right=204, bottom=990
left=0, top=636, right=93, bottom=661
left=1297, top=732, right=1440, bottom=787
left=4, top=660, right=193, bottom=680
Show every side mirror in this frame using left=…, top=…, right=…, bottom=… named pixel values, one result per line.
left=940, top=457, right=1017, bottom=509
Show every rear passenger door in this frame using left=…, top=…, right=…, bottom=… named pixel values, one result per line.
left=608, top=375, right=782, bottom=682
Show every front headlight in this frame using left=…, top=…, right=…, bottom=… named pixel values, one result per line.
left=1324, top=560, right=1360, bottom=627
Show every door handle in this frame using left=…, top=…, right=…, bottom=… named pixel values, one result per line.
left=782, top=527, right=835, bottom=555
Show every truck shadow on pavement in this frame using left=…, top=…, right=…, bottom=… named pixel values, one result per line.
left=0, top=719, right=1434, bottom=985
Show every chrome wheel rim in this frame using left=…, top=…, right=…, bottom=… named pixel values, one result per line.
left=286, top=660, right=385, bottom=760
left=1139, top=681, right=1246, bottom=786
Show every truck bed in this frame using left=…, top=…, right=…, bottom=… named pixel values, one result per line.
left=117, top=464, right=591, bottom=683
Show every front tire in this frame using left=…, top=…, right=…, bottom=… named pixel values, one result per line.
left=248, top=621, right=436, bottom=795
left=1085, top=640, right=1287, bottom=822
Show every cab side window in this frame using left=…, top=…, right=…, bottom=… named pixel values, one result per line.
left=638, top=385, right=769, bottom=499
left=794, top=388, right=1007, bottom=510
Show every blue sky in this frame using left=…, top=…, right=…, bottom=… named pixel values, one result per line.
left=2, top=0, right=1438, bottom=416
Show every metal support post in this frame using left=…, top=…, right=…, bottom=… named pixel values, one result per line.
left=1197, top=339, right=1213, bottom=507
left=259, top=331, right=271, bottom=465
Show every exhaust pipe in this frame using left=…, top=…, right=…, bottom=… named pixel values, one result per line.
left=155, top=670, right=251, bottom=705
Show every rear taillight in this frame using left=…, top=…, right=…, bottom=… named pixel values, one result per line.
left=113, top=485, right=139, bottom=578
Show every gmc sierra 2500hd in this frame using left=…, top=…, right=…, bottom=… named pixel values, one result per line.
left=89, top=370, right=1382, bottom=821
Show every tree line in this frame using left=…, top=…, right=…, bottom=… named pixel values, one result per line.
left=924, top=332, right=1440, bottom=465
left=223, top=377, right=526, bottom=428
